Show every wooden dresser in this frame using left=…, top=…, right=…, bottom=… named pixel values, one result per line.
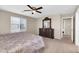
left=39, top=17, right=54, bottom=39
left=39, top=28, right=54, bottom=39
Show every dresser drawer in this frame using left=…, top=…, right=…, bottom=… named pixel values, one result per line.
left=39, top=28, right=54, bottom=39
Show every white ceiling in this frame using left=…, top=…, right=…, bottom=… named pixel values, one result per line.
left=0, top=5, right=78, bottom=18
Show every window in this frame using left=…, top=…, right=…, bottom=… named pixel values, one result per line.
left=20, top=17, right=27, bottom=31
left=11, top=16, right=27, bottom=33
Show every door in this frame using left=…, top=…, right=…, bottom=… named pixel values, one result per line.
left=63, top=19, right=71, bottom=36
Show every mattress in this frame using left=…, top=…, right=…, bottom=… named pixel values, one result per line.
left=0, top=32, right=45, bottom=53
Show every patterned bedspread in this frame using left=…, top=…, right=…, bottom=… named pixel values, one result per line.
left=0, top=32, right=45, bottom=53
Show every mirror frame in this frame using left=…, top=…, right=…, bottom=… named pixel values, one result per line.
left=42, top=17, right=51, bottom=28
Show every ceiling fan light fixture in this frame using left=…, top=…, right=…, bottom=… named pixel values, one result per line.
left=32, top=11, right=36, bottom=14
left=32, top=11, right=35, bottom=13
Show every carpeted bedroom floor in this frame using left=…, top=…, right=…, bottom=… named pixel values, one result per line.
left=41, top=37, right=79, bottom=53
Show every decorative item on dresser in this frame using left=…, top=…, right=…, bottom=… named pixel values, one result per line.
left=39, top=17, right=54, bottom=39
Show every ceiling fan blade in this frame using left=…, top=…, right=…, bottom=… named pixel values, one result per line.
left=27, top=5, right=33, bottom=10
left=36, top=11, right=42, bottom=13
left=36, top=7, right=43, bottom=10
left=24, top=10, right=32, bottom=11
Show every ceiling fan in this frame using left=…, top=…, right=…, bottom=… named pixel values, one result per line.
left=23, top=5, right=43, bottom=14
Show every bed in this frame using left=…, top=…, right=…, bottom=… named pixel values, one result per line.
left=0, top=32, right=45, bottom=53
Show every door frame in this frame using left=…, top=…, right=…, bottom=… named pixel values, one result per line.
left=61, top=16, right=73, bottom=42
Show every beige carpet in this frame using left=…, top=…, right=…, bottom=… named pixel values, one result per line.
left=41, top=37, right=79, bottom=53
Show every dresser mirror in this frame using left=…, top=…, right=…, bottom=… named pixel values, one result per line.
left=43, top=17, right=51, bottom=28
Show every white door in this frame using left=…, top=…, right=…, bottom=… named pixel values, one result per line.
left=63, top=19, right=71, bottom=36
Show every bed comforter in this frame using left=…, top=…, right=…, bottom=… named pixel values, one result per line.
left=0, top=32, right=44, bottom=53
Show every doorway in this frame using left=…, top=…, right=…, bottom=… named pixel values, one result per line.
left=62, top=17, right=73, bottom=43
left=63, top=18, right=71, bottom=36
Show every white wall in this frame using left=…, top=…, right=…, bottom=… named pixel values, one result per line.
left=75, top=8, right=79, bottom=46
